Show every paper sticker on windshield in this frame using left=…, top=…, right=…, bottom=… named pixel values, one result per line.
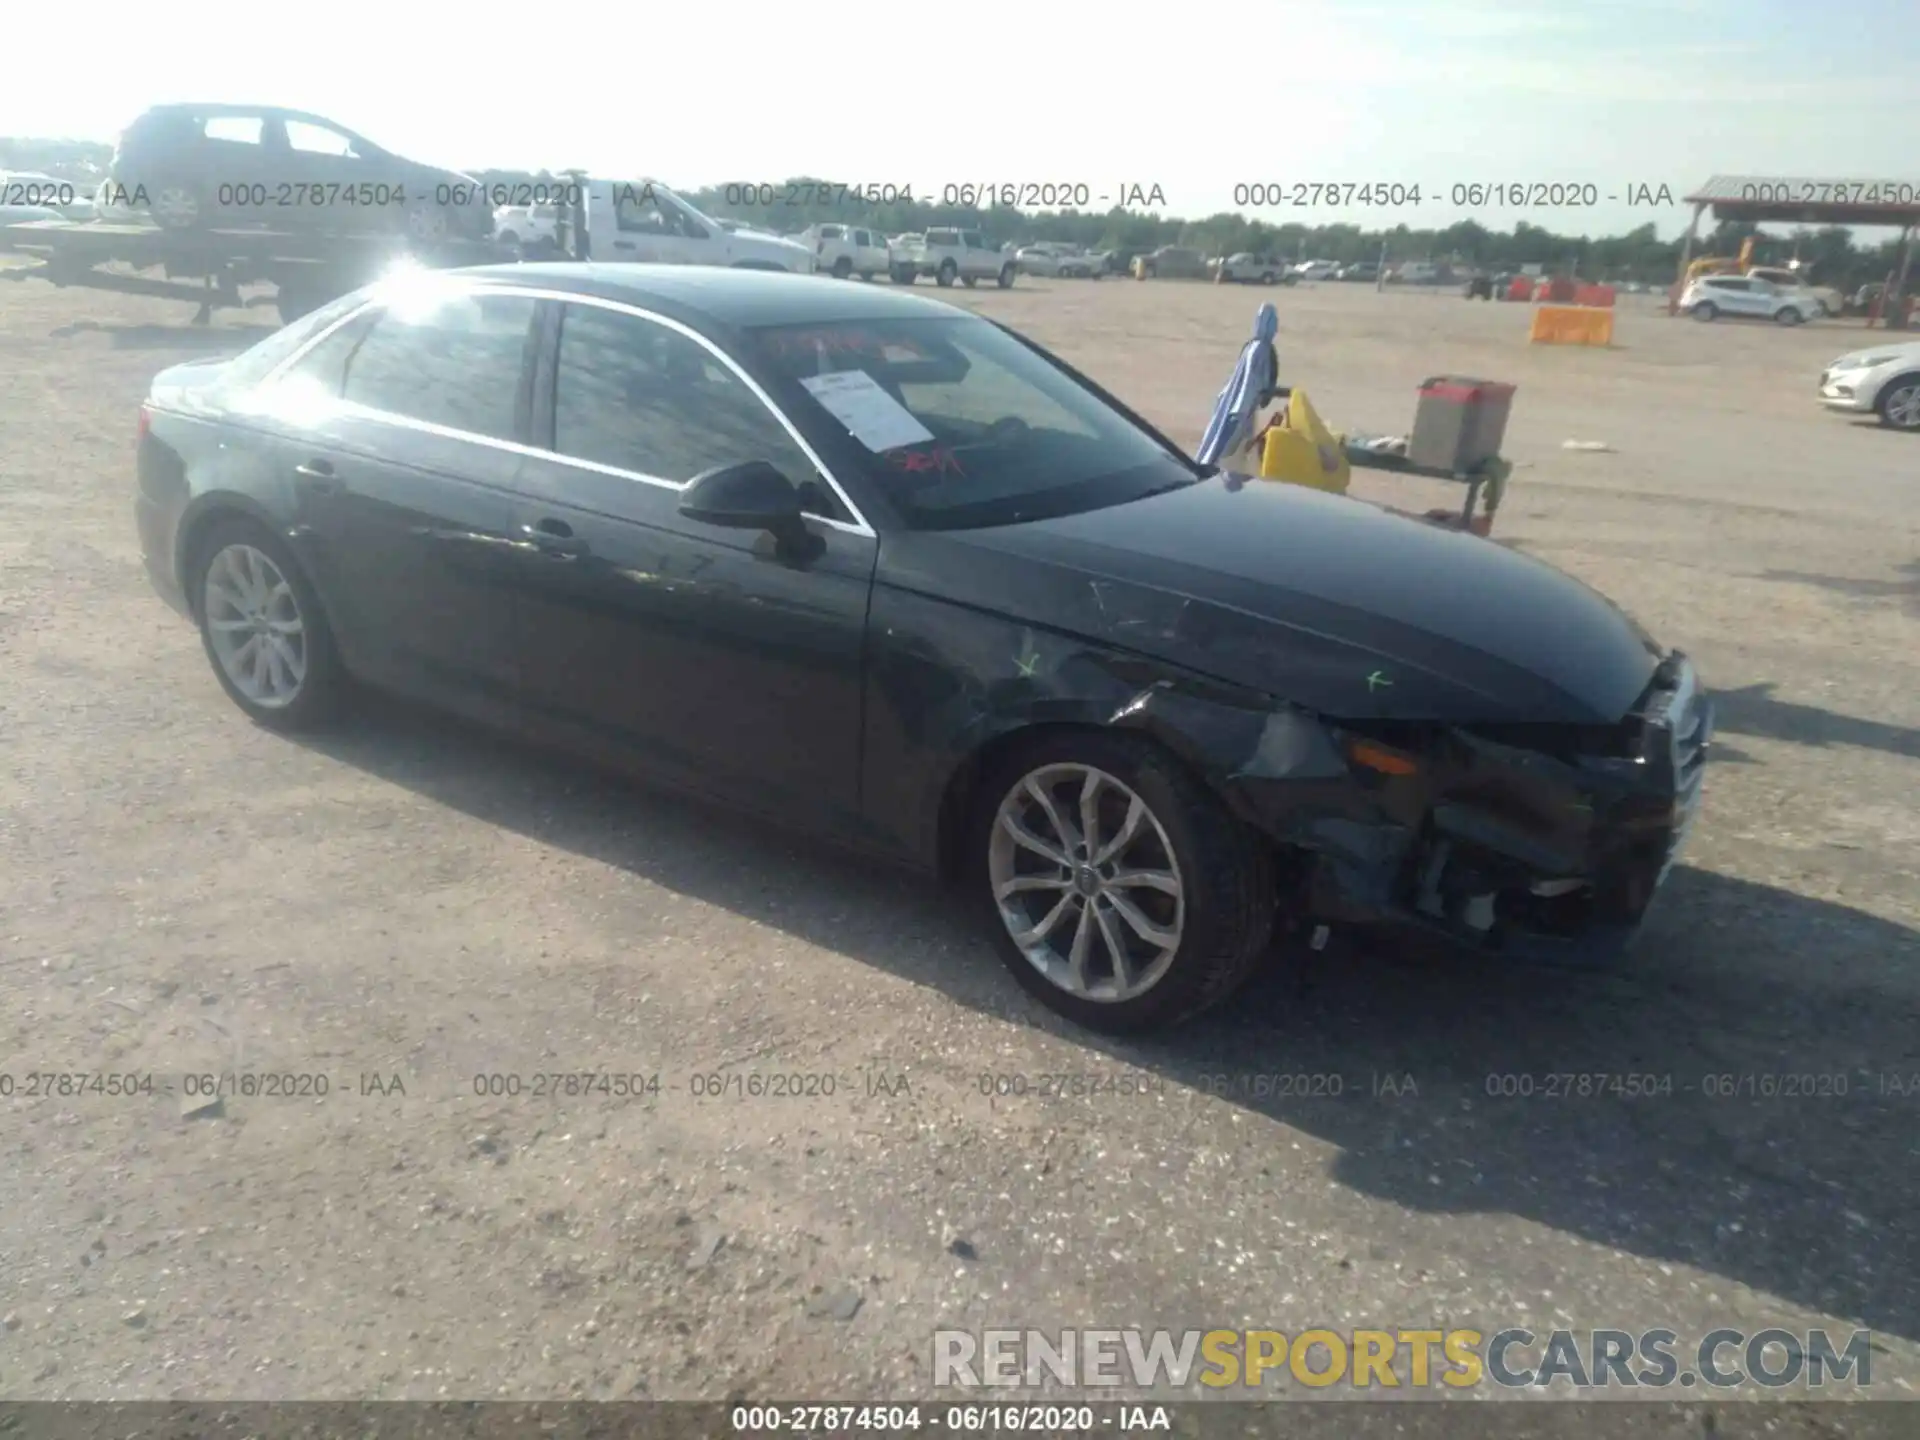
left=800, top=370, right=934, bottom=453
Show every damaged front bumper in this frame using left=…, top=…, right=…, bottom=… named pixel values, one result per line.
left=1229, top=653, right=1712, bottom=966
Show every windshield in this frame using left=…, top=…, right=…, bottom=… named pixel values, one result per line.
left=750, top=315, right=1197, bottom=531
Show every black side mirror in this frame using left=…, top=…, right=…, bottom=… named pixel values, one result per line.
left=679, top=460, right=819, bottom=557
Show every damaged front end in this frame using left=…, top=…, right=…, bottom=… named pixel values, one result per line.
left=1225, top=653, right=1713, bottom=965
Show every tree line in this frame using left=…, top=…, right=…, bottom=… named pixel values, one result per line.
left=2, top=139, right=1906, bottom=288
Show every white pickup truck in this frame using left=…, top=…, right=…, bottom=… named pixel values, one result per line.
left=574, top=180, right=814, bottom=272
left=892, top=226, right=1016, bottom=288
left=799, top=222, right=891, bottom=280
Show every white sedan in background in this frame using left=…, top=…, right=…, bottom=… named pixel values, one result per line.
left=1819, top=340, right=1920, bottom=431
left=1016, top=243, right=1106, bottom=278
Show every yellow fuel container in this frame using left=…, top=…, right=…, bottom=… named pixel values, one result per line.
left=1257, top=389, right=1351, bottom=494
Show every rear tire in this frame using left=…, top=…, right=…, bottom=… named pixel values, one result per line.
left=189, top=517, right=347, bottom=732
left=831, top=256, right=853, bottom=279
left=997, top=264, right=1015, bottom=289
left=1876, top=374, right=1920, bottom=431
left=969, top=732, right=1277, bottom=1035
left=937, top=260, right=957, bottom=287
left=892, top=266, right=916, bottom=284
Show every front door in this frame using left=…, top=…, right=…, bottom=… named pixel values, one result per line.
left=509, top=298, right=875, bottom=832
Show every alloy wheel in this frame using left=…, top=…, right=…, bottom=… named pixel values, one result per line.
left=203, top=543, right=307, bottom=708
left=407, top=203, right=450, bottom=244
left=987, top=763, right=1185, bottom=1003
left=1884, top=381, right=1920, bottom=430
left=151, top=185, right=200, bottom=228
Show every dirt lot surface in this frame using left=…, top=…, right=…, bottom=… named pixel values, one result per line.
left=1, top=272, right=1916, bottom=1414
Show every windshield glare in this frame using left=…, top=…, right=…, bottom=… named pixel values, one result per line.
left=751, top=316, right=1195, bottom=530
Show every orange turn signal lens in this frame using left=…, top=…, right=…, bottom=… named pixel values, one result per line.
left=1348, top=740, right=1420, bottom=776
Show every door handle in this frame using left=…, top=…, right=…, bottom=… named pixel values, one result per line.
left=294, top=459, right=341, bottom=493
left=520, top=519, right=589, bottom=558
left=613, top=240, right=637, bottom=251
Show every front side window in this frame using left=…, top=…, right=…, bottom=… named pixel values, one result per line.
left=553, top=304, right=821, bottom=500
left=332, top=290, right=536, bottom=441
left=615, top=189, right=684, bottom=235
left=751, top=315, right=1194, bottom=531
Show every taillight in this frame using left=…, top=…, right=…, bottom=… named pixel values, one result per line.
left=137, top=403, right=151, bottom=444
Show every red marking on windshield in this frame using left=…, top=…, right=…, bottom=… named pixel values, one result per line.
left=886, top=446, right=965, bottom=478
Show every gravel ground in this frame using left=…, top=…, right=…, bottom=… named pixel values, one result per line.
left=0, top=273, right=1915, bottom=1416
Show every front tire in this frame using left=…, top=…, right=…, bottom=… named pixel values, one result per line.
left=1691, top=301, right=1718, bottom=321
left=937, top=260, right=957, bottom=288
left=971, top=733, right=1276, bottom=1034
left=997, top=264, right=1015, bottom=289
left=191, top=518, right=346, bottom=732
left=1774, top=307, right=1804, bottom=326
left=1877, top=373, right=1920, bottom=431
left=831, top=257, right=853, bottom=279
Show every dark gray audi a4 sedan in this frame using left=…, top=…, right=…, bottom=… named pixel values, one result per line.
left=135, top=264, right=1711, bottom=1033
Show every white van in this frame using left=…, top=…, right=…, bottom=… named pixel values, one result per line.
left=576, top=180, right=814, bottom=272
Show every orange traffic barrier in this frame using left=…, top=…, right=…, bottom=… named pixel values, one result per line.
left=1530, top=305, right=1614, bottom=346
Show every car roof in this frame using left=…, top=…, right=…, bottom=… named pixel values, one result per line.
left=137, top=102, right=363, bottom=131
left=455, top=262, right=972, bottom=327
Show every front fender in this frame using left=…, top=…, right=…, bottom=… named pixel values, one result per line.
left=859, top=584, right=1363, bottom=870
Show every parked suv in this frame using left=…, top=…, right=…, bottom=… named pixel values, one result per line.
left=800, top=222, right=890, bottom=279
left=1213, top=253, right=1293, bottom=285
left=1137, top=245, right=1208, bottom=279
left=1680, top=275, right=1813, bottom=325
left=894, top=228, right=1015, bottom=288
left=103, top=104, right=493, bottom=243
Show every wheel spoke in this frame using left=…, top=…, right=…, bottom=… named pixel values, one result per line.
left=1092, top=797, right=1145, bottom=865
left=1078, top=769, right=1105, bottom=861
left=206, top=580, right=248, bottom=618
left=249, top=637, right=272, bottom=693
left=1093, top=900, right=1134, bottom=990
left=1067, top=903, right=1097, bottom=991
left=996, top=873, right=1069, bottom=901
left=268, top=633, right=305, bottom=684
left=1010, top=891, right=1076, bottom=947
left=208, top=617, right=253, bottom=634
left=1000, top=813, right=1070, bottom=868
left=1108, top=868, right=1181, bottom=896
left=1106, top=890, right=1178, bottom=950
left=1024, top=777, right=1081, bottom=854
left=218, top=549, right=251, bottom=606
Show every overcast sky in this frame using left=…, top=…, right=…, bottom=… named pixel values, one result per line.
left=6, top=0, right=1917, bottom=238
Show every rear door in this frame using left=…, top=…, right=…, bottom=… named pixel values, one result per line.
left=508, top=298, right=876, bottom=832
left=196, top=112, right=273, bottom=225
left=260, top=286, right=541, bottom=707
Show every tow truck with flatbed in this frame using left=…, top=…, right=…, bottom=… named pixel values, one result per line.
left=0, top=215, right=514, bottom=324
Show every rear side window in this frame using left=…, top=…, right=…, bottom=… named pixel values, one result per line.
left=203, top=115, right=262, bottom=145
left=820, top=224, right=844, bottom=239
left=338, top=291, right=537, bottom=441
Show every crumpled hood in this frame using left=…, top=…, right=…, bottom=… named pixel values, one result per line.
left=879, top=474, right=1664, bottom=724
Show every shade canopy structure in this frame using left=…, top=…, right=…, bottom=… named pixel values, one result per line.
left=1671, top=176, right=1917, bottom=327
